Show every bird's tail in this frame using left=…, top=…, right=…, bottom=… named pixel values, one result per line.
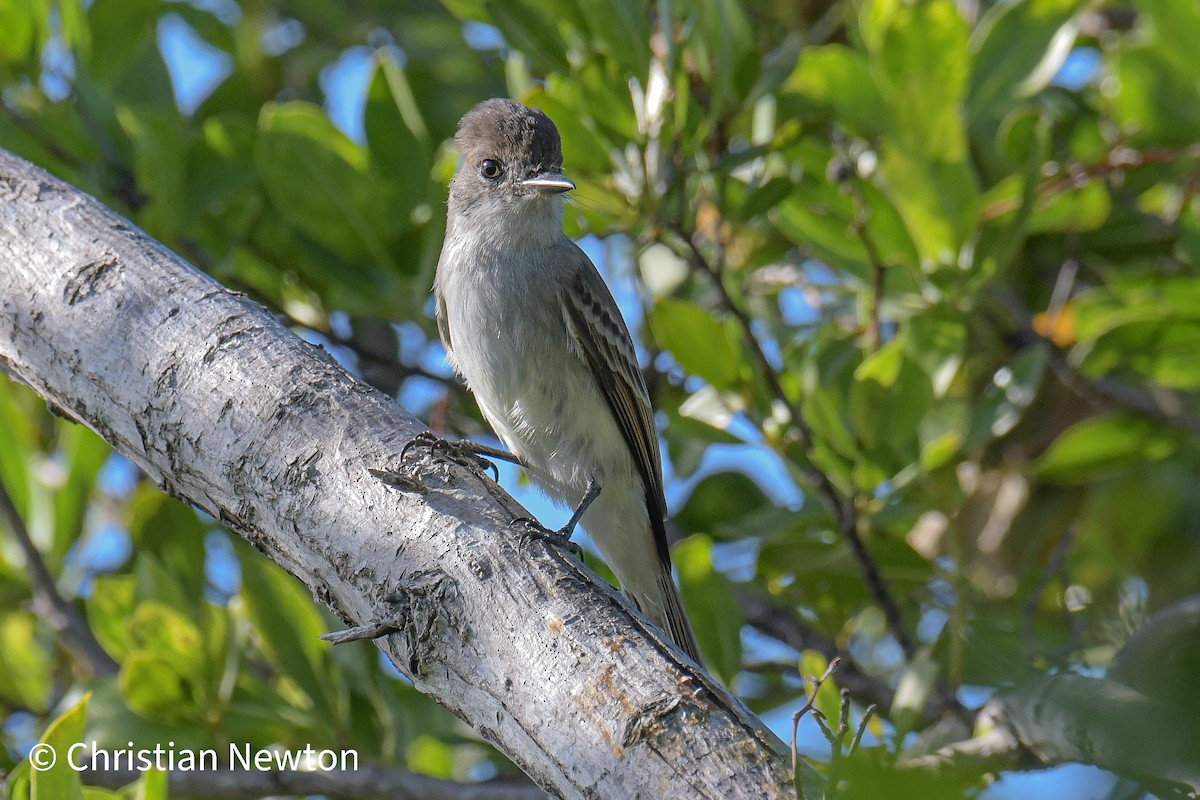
left=627, top=564, right=704, bottom=667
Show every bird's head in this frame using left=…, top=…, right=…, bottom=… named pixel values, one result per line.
left=448, top=99, right=575, bottom=242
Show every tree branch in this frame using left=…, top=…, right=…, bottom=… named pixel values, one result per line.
left=0, top=475, right=118, bottom=677
left=0, top=147, right=792, bottom=799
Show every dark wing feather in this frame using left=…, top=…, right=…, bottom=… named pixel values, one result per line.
left=559, top=252, right=671, bottom=568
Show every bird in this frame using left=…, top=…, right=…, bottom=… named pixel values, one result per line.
left=432, top=98, right=703, bottom=665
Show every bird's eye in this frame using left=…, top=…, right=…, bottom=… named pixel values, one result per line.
left=480, top=159, right=503, bottom=180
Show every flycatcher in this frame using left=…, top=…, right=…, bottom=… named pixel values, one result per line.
left=433, top=98, right=703, bottom=664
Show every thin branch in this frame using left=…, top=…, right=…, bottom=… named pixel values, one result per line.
left=849, top=704, right=877, bottom=755
left=80, top=764, right=543, bottom=800
left=988, top=288, right=1200, bottom=432
left=843, top=167, right=887, bottom=353
left=670, top=224, right=916, bottom=667
left=0, top=476, right=118, bottom=676
left=980, top=144, right=1200, bottom=223
left=739, top=589, right=923, bottom=720
left=792, top=657, right=841, bottom=780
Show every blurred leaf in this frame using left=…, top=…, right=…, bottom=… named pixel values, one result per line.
left=87, top=575, right=135, bottom=661
left=119, top=653, right=194, bottom=722
left=406, top=734, right=455, bottom=778
left=875, top=0, right=970, bottom=160
left=1035, top=415, right=1176, bottom=484
left=126, top=601, right=207, bottom=688
left=880, top=144, right=979, bottom=266
left=850, top=340, right=935, bottom=455
left=1028, top=181, right=1111, bottom=233
left=677, top=470, right=770, bottom=538
left=51, top=423, right=110, bottom=567
left=128, top=492, right=207, bottom=611
left=799, top=650, right=841, bottom=727
left=785, top=46, right=883, bottom=137
left=31, top=692, right=90, bottom=800
left=365, top=52, right=433, bottom=228
left=256, top=102, right=399, bottom=270
left=0, top=612, right=52, bottom=711
left=1107, top=1, right=1200, bottom=146
left=130, top=769, right=167, bottom=800
left=0, top=0, right=35, bottom=63
left=650, top=299, right=745, bottom=390
left=966, top=345, right=1048, bottom=447
left=675, top=535, right=742, bottom=683
left=891, top=647, right=938, bottom=739
left=239, top=553, right=333, bottom=721
left=902, top=308, right=965, bottom=397
left=967, top=0, right=1085, bottom=133
left=573, top=0, right=651, bottom=79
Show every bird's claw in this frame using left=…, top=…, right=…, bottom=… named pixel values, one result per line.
left=400, top=432, right=499, bottom=481
left=510, top=516, right=583, bottom=560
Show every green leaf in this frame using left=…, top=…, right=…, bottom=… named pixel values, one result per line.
left=879, top=144, right=979, bottom=266
left=798, top=650, right=841, bottom=727
left=126, top=602, right=207, bottom=688
left=650, top=299, right=745, bottom=390
left=0, top=0, right=35, bottom=63
left=966, top=346, right=1047, bottom=447
left=30, top=692, right=90, bottom=800
left=850, top=340, right=935, bottom=454
left=130, top=769, right=167, bottom=800
left=967, top=0, right=1086, bottom=132
left=50, top=423, right=110, bottom=567
left=256, top=102, right=399, bottom=270
left=119, top=653, right=194, bottom=722
left=902, top=308, right=966, bottom=397
left=785, top=45, right=884, bottom=137
left=1028, top=181, right=1111, bottom=233
left=365, top=52, right=432, bottom=232
left=674, top=535, right=742, bottom=683
left=1034, top=415, right=1176, bottom=484
left=87, top=575, right=135, bottom=661
left=677, top=470, right=770, bottom=538
left=891, top=648, right=938, bottom=739
left=572, top=0, right=651, bottom=79
left=483, top=0, right=571, bottom=74
left=875, top=0, right=970, bottom=160
left=0, top=612, right=53, bottom=711
left=239, top=554, right=333, bottom=720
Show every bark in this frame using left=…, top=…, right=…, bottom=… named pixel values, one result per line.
left=0, top=149, right=793, bottom=799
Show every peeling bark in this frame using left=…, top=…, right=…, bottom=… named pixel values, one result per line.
left=0, top=149, right=794, bottom=799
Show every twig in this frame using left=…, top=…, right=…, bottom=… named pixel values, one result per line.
left=849, top=704, right=877, bottom=755
left=980, top=144, right=1200, bottom=223
left=1021, top=524, right=1077, bottom=664
left=671, top=225, right=916, bottom=665
left=988, top=288, right=1200, bottom=432
left=791, top=657, right=841, bottom=781
left=739, top=589, right=933, bottom=721
left=843, top=166, right=887, bottom=352
left=0, top=476, right=118, bottom=676
left=0, top=106, right=87, bottom=171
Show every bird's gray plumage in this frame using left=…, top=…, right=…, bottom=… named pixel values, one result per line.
left=433, top=98, right=702, bottom=664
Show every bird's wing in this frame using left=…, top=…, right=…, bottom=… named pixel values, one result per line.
left=434, top=285, right=456, bottom=368
left=559, top=243, right=671, bottom=568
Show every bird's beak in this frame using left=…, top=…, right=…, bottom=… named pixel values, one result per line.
left=522, top=172, right=575, bottom=195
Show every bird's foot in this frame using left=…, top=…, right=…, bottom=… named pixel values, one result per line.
left=510, top=516, right=583, bottom=560
left=399, top=431, right=500, bottom=481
